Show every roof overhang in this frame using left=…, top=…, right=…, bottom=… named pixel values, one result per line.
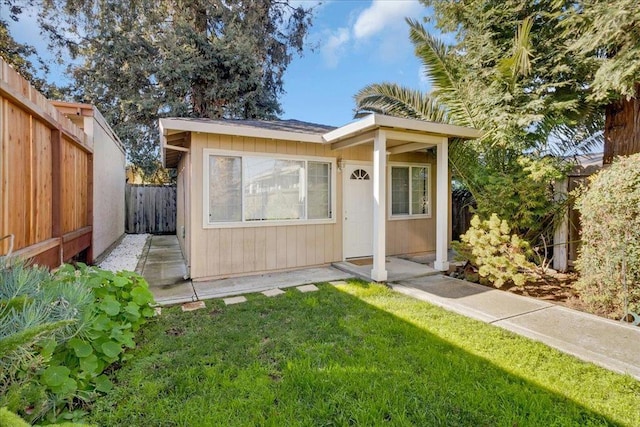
left=160, top=114, right=483, bottom=168
left=160, top=118, right=325, bottom=144
left=323, top=114, right=483, bottom=151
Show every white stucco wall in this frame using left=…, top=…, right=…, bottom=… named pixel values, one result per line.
left=85, top=110, right=126, bottom=259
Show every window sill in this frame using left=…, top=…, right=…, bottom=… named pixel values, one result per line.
left=203, top=218, right=337, bottom=229
left=388, top=214, right=432, bottom=221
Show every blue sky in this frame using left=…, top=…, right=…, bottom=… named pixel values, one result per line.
left=7, top=0, right=432, bottom=127
left=281, top=0, right=430, bottom=126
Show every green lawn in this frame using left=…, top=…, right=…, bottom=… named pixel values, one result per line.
left=89, top=281, right=640, bottom=426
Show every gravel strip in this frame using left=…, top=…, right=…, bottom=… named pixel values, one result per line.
left=98, top=234, right=149, bottom=272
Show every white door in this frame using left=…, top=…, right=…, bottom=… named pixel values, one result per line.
left=343, top=163, right=373, bottom=258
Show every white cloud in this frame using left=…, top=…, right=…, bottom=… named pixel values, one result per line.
left=321, top=27, right=350, bottom=68
left=319, top=0, right=424, bottom=67
left=353, top=0, right=423, bottom=40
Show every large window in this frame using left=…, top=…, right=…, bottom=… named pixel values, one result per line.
left=205, top=151, right=334, bottom=226
left=390, top=164, right=430, bottom=217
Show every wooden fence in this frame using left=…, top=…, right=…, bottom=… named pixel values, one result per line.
left=0, top=58, right=93, bottom=267
left=125, top=185, right=177, bottom=234
left=451, top=189, right=475, bottom=241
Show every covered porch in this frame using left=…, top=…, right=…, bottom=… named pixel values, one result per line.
left=324, top=114, right=481, bottom=282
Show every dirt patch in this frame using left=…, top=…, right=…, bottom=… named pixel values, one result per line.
left=166, top=327, right=185, bottom=336
left=499, top=273, right=580, bottom=306
left=448, top=263, right=579, bottom=307
left=209, top=308, right=223, bottom=317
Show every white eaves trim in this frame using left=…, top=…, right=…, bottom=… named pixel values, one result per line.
left=322, top=113, right=483, bottom=143
left=159, top=118, right=325, bottom=144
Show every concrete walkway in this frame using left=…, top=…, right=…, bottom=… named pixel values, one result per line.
left=139, top=235, right=352, bottom=305
left=137, top=235, right=197, bottom=305
left=393, top=275, right=640, bottom=380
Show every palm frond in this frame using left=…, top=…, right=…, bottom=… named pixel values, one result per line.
left=353, top=83, right=448, bottom=123
left=407, top=18, right=478, bottom=128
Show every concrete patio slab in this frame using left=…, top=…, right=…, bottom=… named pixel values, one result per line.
left=329, top=280, right=349, bottom=286
left=393, top=274, right=640, bottom=380
left=181, top=301, right=206, bottom=312
left=150, top=281, right=198, bottom=306
left=334, top=257, right=439, bottom=282
left=224, top=296, right=247, bottom=305
left=193, top=266, right=352, bottom=300
left=262, top=289, right=285, bottom=297
left=296, top=284, right=319, bottom=293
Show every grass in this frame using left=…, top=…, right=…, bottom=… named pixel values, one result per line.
left=89, top=280, right=640, bottom=426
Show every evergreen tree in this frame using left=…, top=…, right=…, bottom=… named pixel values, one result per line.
left=3, top=0, right=314, bottom=177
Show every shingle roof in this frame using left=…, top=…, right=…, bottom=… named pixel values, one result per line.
left=165, top=117, right=336, bottom=135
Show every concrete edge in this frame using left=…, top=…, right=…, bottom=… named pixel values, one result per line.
left=92, top=233, right=126, bottom=266
left=495, top=317, right=640, bottom=380
left=135, top=235, right=152, bottom=275
left=194, top=275, right=355, bottom=300
left=392, top=279, right=640, bottom=381
left=390, top=284, right=499, bottom=323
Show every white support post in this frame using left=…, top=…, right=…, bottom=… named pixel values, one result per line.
left=434, top=138, right=450, bottom=271
left=371, top=130, right=387, bottom=282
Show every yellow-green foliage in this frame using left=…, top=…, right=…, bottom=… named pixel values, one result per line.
left=455, top=214, right=535, bottom=287
left=0, top=407, right=94, bottom=427
left=575, top=153, right=640, bottom=318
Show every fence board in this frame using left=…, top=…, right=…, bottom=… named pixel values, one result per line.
left=0, top=57, right=92, bottom=266
left=125, top=185, right=177, bottom=234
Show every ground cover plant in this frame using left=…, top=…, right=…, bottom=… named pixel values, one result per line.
left=89, top=281, right=640, bottom=426
left=0, top=261, right=155, bottom=424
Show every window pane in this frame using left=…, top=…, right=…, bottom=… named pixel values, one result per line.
left=411, top=167, right=429, bottom=215
left=209, top=156, right=241, bottom=222
left=308, top=162, right=331, bottom=219
left=244, top=157, right=305, bottom=221
left=391, top=167, right=409, bottom=215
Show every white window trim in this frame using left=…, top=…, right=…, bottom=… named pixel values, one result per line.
left=203, top=148, right=337, bottom=229
left=388, top=162, right=432, bottom=220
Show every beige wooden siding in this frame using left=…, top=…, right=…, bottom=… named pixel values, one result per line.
left=188, top=133, right=441, bottom=280
left=176, top=153, right=189, bottom=266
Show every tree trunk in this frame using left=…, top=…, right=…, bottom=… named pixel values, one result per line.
left=604, top=84, right=640, bottom=164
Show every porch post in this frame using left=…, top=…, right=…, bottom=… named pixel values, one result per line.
left=434, top=138, right=450, bottom=271
left=371, top=129, right=387, bottom=281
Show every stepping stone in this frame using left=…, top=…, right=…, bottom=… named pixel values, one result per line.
left=297, top=284, right=319, bottom=293
left=262, top=288, right=285, bottom=297
left=154, top=307, right=162, bottom=316
left=224, top=296, right=247, bottom=305
left=329, top=280, right=348, bottom=286
left=181, top=301, right=205, bottom=312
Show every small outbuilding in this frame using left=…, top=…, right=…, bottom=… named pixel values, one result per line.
left=160, top=114, right=481, bottom=282
left=52, top=101, right=127, bottom=261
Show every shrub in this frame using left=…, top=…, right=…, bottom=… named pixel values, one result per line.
left=473, top=156, right=566, bottom=243
left=575, top=153, right=640, bottom=318
left=0, top=262, right=155, bottom=424
left=41, top=264, right=155, bottom=423
left=0, top=261, right=92, bottom=421
left=453, top=214, right=535, bottom=287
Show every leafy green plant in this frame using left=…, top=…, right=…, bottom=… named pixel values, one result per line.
left=0, top=260, right=92, bottom=422
left=575, top=153, right=640, bottom=318
left=472, top=156, right=566, bottom=243
left=41, top=264, right=155, bottom=422
left=0, top=261, right=155, bottom=424
left=0, top=406, right=94, bottom=427
left=453, top=214, right=535, bottom=287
